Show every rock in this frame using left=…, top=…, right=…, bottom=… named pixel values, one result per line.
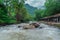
left=30, top=23, right=40, bottom=28
left=18, top=26, right=21, bottom=28
left=23, top=24, right=35, bottom=29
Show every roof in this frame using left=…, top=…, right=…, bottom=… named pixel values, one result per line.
left=41, top=13, right=60, bottom=19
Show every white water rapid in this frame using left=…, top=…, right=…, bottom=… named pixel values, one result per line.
left=0, top=23, right=60, bottom=40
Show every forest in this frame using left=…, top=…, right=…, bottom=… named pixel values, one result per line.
left=0, top=0, right=60, bottom=25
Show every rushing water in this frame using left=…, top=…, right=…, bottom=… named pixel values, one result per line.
left=0, top=23, right=60, bottom=40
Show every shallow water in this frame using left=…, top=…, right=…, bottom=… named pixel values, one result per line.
left=0, top=23, right=60, bottom=40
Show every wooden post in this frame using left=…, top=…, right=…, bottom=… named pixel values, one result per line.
left=59, top=17, right=60, bottom=22
left=57, top=17, right=59, bottom=22
left=48, top=19, right=49, bottom=22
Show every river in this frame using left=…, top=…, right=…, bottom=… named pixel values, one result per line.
left=0, top=23, right=60, bottom=40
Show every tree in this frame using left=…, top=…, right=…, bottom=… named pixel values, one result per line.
left=11, top=0, right=31, bottom=23
left=35, top=9, right=46, bottom=21
left=0, top=3, right=11, bottom=24
left=45, top=0, right=60, bottom=16
left=0, top=0, right=35, bottom=24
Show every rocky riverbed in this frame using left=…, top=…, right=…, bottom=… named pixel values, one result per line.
left=0, top=23, right=60, bottom=40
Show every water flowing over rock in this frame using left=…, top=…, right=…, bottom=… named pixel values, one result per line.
left=0, top=23, right=60, bottom=40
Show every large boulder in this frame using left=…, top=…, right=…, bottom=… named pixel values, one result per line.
left=23, top=24, right=35, bottom=29
left=30, top=23, right=40, bottom=28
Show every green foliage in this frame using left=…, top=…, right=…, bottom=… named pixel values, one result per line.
left=35, top=0, right=60, bottom=21
left=1, top=0, right=60, bottom=24
left=35, top=9, right=45, bottom=21
left=24, top=13, right=35, bottom=21
left=0, top=0, right=35, bottom=25
left=0, top=4, right=10, bottom=24
left=11, top=0, right=33, bottom=23
left=45, top=0, right=60, bottom=16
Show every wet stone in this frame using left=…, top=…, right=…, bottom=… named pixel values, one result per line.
left=18, top=26, right=21, bottom=28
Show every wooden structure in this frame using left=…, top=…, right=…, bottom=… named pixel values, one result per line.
left=40, top=14, right=60, bottom=23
